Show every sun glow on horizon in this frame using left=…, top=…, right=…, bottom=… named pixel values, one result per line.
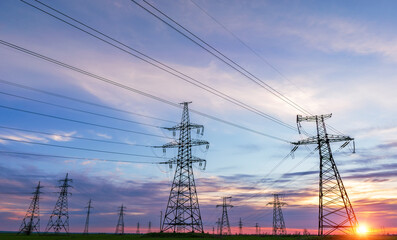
left=357, top=224, right=369, bottom=235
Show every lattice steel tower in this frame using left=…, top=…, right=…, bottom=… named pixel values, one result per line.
left=156, top=102, right=209, bottom=233
left=267, top=194, right=287, bottom=235
left=292, top=114, right=358, bottom=235
left=45, top=173, right=72, bottom=234
left=18, top=181, right=43, bottom=235
left=83, top=199, right=93, bottom=234
left=216, top=197, right=233, bottom=235
left=115, top=204, right=125, bottom=235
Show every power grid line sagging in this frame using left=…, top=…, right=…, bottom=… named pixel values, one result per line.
left=292, top=114, right=358, bottom=236
left=157, top=102, right=209, bottom=233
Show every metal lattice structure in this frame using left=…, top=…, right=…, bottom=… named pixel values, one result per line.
left=216, top=197, right=233, bottom=235
left=267, top=194, right=287, bottom=235
left=45, top=173, right=72, bottom=234
left=292, top=114, right=358, bottom=236
left=156, top=102, right=209, bottom=233
left=83, top=199, right=93, bottom=234
left=238, top=217, right=243, bottom=235
left=115, top=204, right=125, bottom=235
left=18, top=181, right=43, bottom=235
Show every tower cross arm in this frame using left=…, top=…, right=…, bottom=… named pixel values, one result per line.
left=153, top=139, right=209, bottom=149
left=292, top=135, right=354, bottom=145
left=163, top=123, right=204, bottom=131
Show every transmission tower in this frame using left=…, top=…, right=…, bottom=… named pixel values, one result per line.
left=18, top=181, right=43, bottom=235
left=83, top=199, right=93, bottom=234
left=238, top=217, right=243, bottom=235
left=216, top=197, right=233, bottom=235
left=267, top=194, right=287, bottom=235
left=156, top=102, right=209, bottom=233
left=255, top=223, right=259, bottom=235
left=216, top=218, right=221, bottom=234
left=148, top=221, right=151, bottom=233
left=115, top=204, right=126, bottom=235
left=115, top=204, right=126, bottom=234
left=292, top=114, right=358, bottom=235
left=136, top=222, right=140, bottom=234
left=45, top=173, right=72, bottom=234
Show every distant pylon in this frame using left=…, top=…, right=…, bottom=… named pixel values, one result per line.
left=267, top=194, right=287, bottom=235
left=292, top=114, right=358, bottom=235
left=238, top=217, right=243, bottom=235
left=45, top=173, right=72, bottom=234
left=216, top=197, right=233, bottom=235
left=156, top=102, right=209, bottom=233
left=18, top=181, right=43, bottom=235
left=216, top=218, right=221, bottom=234
left=83, top=199, right=93, bottom=234
left=255, top=223, right=259, bottom=235
left=148, top=221, right=151, bottom=233
left=115, top=204, right=125, bottom=235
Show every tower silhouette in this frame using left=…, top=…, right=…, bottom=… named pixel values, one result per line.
left=45, top=173, right=72, bottom=234
left=216, top=218, right=221, bottom=234
left=115, top=204, right=125, bottom=235
left=136, top=222, right=140, bottom=234
left=18, top=181, right=42, bottom=235
left=148, top=221, right=152, bottom=233
left=238, top=217, right=243, bottom=235
left=216, top=197, right=233, bottom=235
left=83, top=199, right=93, bottom=234
left=255, top=223, right=259, bottom=235
left=267, top=194, right=287, bottom=235
left=156, top=102, right=209, bottom=233
left=293, top=114, right=358, bottom=235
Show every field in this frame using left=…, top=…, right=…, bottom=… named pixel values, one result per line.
left=1, top=233, right=396, bottom=240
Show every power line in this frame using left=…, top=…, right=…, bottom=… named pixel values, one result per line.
left=0, top=91, right=163, bottom=129
left=0, top=137, right=164, bottom=158
left=0, top=150, right=163, bottom=164
left=133, top=0, right=310, bottom=116
left=0, top=78, right=176, bottom=124
left=133, top=0, right=344, bottom=136
left=20, top=0, right=297, bottom=132
left=0, top=104, right=172, bottom=139
left=0, top=125, right=152, bottom=147
left=0, top=39, right=289, bottom=142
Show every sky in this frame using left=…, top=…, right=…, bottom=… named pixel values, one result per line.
left=1, top=0, right=397, bottom=235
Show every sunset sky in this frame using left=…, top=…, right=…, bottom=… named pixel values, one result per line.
left=1, top=0, right=397, bottom=234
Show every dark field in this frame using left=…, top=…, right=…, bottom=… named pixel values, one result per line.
left=1, top=233, right=396, bottom=240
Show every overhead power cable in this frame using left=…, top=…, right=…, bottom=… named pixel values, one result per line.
left=0, top=137, right=164, bottom=158
left=0, top=91, right=162, bottom=129
left=0, top=125, right=152, bottom=147
left=133, top=0, right=344, bottom=136
left=0, top=39, right=289, bottom=143
left=20, top=0, right=296, bottom=132
left=0, top=104, right=172, bottom=139
left=0, top=150, right=162, bottom=164
left=0, top=79, right=176, bottom=124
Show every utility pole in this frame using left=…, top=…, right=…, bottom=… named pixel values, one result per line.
left=115, top=204, right=125, bottom=235
left=148, top=221, right=151, bottom=233
left=292, top=114, right=358, bottom=236
left=136, top=222, right=140, bottom=234
left=238, top=217, right=243, bottom=235
left=267, top=194, right=287, bottom=235
left=83, top=199, right=93, bottom=234
left=216, top=197, right=233, bottom=235
left=156, top=102, right=209, bottom=233
left=18, top=181, right=42, bottom=235
left=45, top=173, right=72, bottom=234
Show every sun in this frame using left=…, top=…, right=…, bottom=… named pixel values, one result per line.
left=357, top=224, right=369, bottom=235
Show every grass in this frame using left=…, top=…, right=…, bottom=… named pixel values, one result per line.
left=1, top=233, right=396, bottom=240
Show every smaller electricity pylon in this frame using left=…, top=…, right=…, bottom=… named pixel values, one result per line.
left=83, top=199, right=93, bottom=234
left=136, top=222, right=140, bottom=234
left=238, top=217, right=243, bottom=235
left=45, top=173, right=72, bottom=234
left=267, top=194, right=287, bottom=235
left=115, top=204, right=126, bottom=235
left=18, top=181, right=43, bottom=235
left=216, top=197, right=233, bottom=235
left=216, top=218, right=221, bottom=234
left=148, top=221, right=151, bottom=233
left=255, top=223, right=259, bottom=235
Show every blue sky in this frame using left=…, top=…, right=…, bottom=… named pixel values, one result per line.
left=1, top=0, right=397, bottom=234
